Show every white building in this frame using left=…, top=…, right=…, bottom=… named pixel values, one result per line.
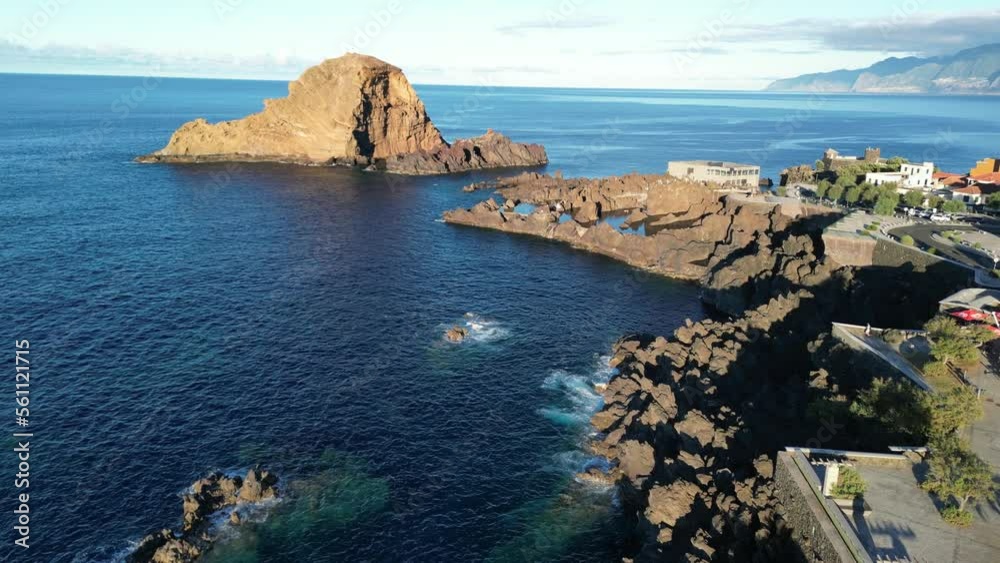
left=900, top=162, right=934, bottom=187
left=668, top=160, right=760, bottom=188
left=864, top=162, right=934, bottom=189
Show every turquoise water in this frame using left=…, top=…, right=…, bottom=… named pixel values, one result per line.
left=2, top=73, right=999, bottom=562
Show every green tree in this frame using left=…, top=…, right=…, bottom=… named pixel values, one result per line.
left=926, top=316, right=963, bottom=340
left=923, top=360, right=950, bottom=379
left=967, top=324, right=998, bottom=346
left=986, top=192, right=1000, bottom=209
left=887, top=156, right=908, bottom=170
left=941, top=200, right=967, bottom=214
left=900, top=234, right=915, bottom=246
left=903, top=190, right=925, bottom=208
left=874, top=192, right=899, bottom=216
left=845, top=185, right=862, bottom=205
left=851, top=378, right=929, bottom=439
left=835, top=173, right=856, bottom=188
left=827, top=184, right=845, bottom=202
left=941, top=505, right=974, bottom=526
left=922, top=435, right=995, bottom=514
left=930, top=332, right=981, bottom=366
left=815, top=159, right=826, bottom=172
left=925, top=387, right=985, bottom=439
left=928, top=195, right=943, bottom=210
left=814, top=180, right=830, bottom=199
left=925, top=316, right=983, bottom=368
left=860, top=182, right=879, bottom=203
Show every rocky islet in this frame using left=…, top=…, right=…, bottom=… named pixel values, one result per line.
left=137, top=54, right=547, bottom=175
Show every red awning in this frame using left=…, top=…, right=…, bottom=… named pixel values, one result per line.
left=949, top=309, right=991, bottom=322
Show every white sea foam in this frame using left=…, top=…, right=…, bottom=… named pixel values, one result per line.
left=551, top=450, right=614, bottom=474
left=541, top=370, right=603, bottom=412
left=539, top=355, right=620, bottom=482
left=456, top=312, right=510, bottom=343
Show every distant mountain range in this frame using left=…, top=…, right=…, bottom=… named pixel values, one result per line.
left=766, top=44, right=1000, bottom=94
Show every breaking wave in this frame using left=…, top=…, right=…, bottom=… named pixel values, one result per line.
left=447, top=312, right=511, bottom=343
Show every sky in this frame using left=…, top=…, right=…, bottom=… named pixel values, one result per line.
left=3, top=0, right=1000, bottom=90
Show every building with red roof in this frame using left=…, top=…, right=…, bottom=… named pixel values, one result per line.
left=971, top=171, right=1000, bottom=186
left=934, top=171, right=968, bottom=189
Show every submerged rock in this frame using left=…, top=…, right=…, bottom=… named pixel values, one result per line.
left=137, top=54, right=546, bottom=175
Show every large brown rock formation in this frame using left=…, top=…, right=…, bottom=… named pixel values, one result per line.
left=137, top=54, right=546, bottom=175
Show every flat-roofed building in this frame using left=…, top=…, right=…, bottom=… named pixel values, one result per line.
left=865, top=161, right=935, bottom=190
left=971, top=157, right=1000, bottom=176
left=667, top=160, right=760, bottom=188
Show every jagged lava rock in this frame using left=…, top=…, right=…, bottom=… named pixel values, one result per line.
left=384, top=129, right=548, bottom=175
left=128, top=467, right=279, bottom=563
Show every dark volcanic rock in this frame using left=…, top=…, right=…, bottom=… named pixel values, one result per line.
left=383, top=129, right=547, bottom=175
left=444, top=172, right=839, bottom=283
left=444, top=168, right=967, bottom=562
left=589, top=294, right=820, bottom=562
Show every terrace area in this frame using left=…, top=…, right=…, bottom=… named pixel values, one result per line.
left=781, top=448, right=1000, bottom=562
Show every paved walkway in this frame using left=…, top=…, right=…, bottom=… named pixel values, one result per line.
left=963, top=359, right=1000, bottom=471
left=855, top=464, right=1000, bottom=562
left=957, top=230, right=1000, bottom=259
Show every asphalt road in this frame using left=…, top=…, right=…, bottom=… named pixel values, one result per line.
left=889, top=224, right=994, bottom=269
left=963, top=215, right=1000, bottom=237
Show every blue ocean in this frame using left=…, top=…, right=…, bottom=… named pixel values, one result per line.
left=3, top=73, right=999, bottom=562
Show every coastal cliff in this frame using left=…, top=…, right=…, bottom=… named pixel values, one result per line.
left=137, top=54, right=547, bottom=174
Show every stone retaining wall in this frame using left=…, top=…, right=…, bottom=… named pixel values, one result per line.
left=774, top=451, right=873, bottom=563
left=824, top=233, right=877, bottom=267
left=872, top=239, right=965, bottom=273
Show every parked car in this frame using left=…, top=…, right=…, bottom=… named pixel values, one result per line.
left=930, top=214, right=949, bottom=223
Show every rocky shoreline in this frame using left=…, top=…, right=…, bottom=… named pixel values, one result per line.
left=441, top=171, right=842, bottom=560
left=137, top=54, right=547, bottom=175
left=443, top=172, right=837, bottom=292
left=443, top=169, right=977, bottom=561
left=588, top=294, right=822, bottom=561
left=127, top=467, right=278, bottom=563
